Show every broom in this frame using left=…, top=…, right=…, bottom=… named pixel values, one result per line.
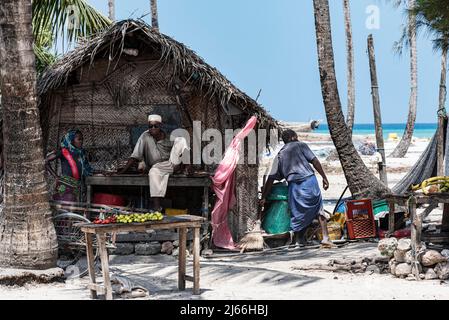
left=238, top=204, right=265, bottom=253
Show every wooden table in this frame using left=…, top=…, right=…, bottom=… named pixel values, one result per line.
left=386, top=193, right=449, bottom=279
left=86, top=175, right=211, bottom=220
left=80, top=215, right=205, bottom=300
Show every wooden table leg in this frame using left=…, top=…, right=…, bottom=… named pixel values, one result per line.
left=85, top=233, right=97, bottom=299
left=202, top=186, right=209, bottom=220
left=388, top=200, right=395, bottom=236
left=178, top=227, right=187, bottom=291
left=97, top=234, right=113, bottom=300
left=193, top=227, right=200, bottom=295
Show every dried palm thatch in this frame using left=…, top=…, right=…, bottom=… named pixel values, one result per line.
left=37, top=19, right=278, bottom=128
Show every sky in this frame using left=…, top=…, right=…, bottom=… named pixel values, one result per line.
left=87, top=0, right=443, bottom=124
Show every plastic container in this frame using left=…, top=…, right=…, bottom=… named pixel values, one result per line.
left=262, top=201, right=291, bottom=235
left=266, top=184, right=288, bottom=201
left=373, top=200, right=389, bottom=217
left=317, top=222, right=342, bottom=241
left=345, top=199, right=377, bottom=239
left=92, top=193, right=126, bottom=207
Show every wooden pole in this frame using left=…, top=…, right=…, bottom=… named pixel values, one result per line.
left=367, top=34, right=388, bottom=186
left=437, top=116, right=445, bottom=177
left=108, top=0, right=115, bottom=21
left=409, top=196, right=422, bottom=279
left=438, top=49, right=447, bottom=178
left=150, top=0, right=159, bottom=31
left=193, top=227, right=200, bottom=295
left=178, top=227, right=186, bottom=291
left=438, top=49, right=449, bottom=230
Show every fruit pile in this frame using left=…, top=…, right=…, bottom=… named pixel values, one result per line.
left=116, top=212, right=164, bottom=224
left=93, top=215, right=117, bottom=225
left=412, top=176, right=449, bottom=194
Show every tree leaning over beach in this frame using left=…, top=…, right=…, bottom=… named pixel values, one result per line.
left=0, top=0, right=58, bottom=269
left=313, top=0, right=390, bottom=198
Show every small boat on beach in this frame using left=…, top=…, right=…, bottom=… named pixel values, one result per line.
left=280, top=120, right=322, bottom=132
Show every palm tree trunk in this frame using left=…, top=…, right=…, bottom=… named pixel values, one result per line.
left=343, top=0, right=355, bottom=134
left=108, top=0, right=115, bottom=21
left=390, top=0, right=418, bottom=158
left=150, top=0, right=159, bottom=31
left=0, top=0, right=58, bottom=269
left=313, top=0, right=390, bottom=198
left=368, top=35, right=388, bottom=185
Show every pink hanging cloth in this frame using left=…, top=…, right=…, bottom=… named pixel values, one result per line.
left=211, top=116, right=258, bottom=250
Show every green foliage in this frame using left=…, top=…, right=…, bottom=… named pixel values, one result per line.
left=34, top=44, right=57, bottom=74
left=414, top=0, right=449, bottom=51
left=32, top=0, right=112, bottom=72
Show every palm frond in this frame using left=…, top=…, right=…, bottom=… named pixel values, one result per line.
left=32, top=0, right=111, bottom=52
left=413, top=0, right=449, bottom=53
left=34, top=44, right=57, bottom=74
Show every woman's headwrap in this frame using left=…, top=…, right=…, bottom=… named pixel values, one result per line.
left=61, top=130, right=93, bottom=177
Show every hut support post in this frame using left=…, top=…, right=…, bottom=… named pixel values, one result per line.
left=409, top=196, right=422, bottom=280
left=439, top=115, right=449, bottom=231
left=367, top=34, right=388, bottom=186
left=437, top=115, right=445, bottom=177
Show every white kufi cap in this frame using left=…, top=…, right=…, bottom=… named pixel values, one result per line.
left=148, top=114, right=162, bottom=122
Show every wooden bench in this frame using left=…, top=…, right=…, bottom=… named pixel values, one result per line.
left=80, top=215, right=205, bottom=300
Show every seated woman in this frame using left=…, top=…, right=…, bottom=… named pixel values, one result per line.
left=46, top=130, right=93, bottom=202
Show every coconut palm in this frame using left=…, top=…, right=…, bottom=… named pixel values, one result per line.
left=34, top=24, right=57, bottom=74
left=343, top=0, right=355, bottom=134
left=0, top=0, right=111, bottom=269
left=414, top=0, right=449, bottom=133
left=313, top=0, right=390, bottom=198
left=32, top=0, right=111, bottom=70
left=390, top=0, right=418, bottom=158
left=0, top=0, right=59, bottom=269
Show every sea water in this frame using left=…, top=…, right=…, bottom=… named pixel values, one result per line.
left=314, top=123, right=437, bottom=139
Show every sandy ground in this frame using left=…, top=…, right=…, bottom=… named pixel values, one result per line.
left=1, top=132, right=447, bottom=300
left=2, top=242, right=449, bottom=300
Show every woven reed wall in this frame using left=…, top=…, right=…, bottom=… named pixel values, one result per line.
left=45, top=58, right=180, bottom=172
left=41, top=55, right=261, bottom=237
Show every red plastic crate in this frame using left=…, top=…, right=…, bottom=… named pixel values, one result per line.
left=345, top=199, right=377, bottom=239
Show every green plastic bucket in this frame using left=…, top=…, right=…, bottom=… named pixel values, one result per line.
left=266, top=184, right=288, bottom=201
left=262, top=201, right=291, bottom=235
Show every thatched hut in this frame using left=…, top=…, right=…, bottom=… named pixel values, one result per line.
left=37, top=20, right=278, bottom=241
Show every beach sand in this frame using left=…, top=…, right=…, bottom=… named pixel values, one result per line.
left=2, top=132, right=448, bottom=301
